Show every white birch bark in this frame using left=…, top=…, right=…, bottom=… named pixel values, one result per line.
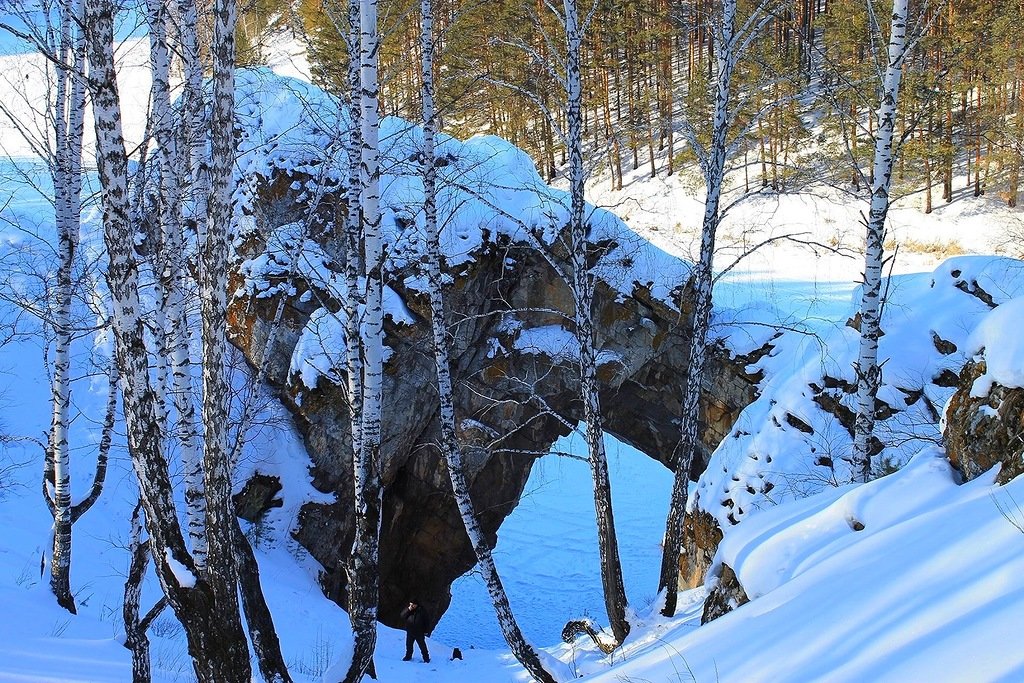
left=177, top=0, right=211, bottom=248
left=563, top=0, right=629, bottom=645
left=146, top=0, right=207, bottom=570
left=658, top=0, right=741, bottom=618
left=86, top=0, right=185, bottom=570
left=47, top=0, right=86, bottom=615
left=341, top=0, right=364, bottom=462
left=169, top=2, right=288, bottom=671
left=85, top=1, right=251, bottom=680
left=86, top=0, right=188, bottom=620
left=123, top=501, right=159, bottom=683
left=853, top=0, right=911, bottom=483
left=200, top=0, right=253, bottom=677
left=343, top=0, right=384, bottom=677
left=418, top=3, right=557, bottom=679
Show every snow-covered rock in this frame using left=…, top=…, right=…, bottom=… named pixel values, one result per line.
left=681, top=255, right=1024, bottom=585
left=224, top=69, right=761, bottom=627
left=945, top=295, right=1024, bottom=483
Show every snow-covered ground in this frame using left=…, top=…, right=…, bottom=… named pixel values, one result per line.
left=1, top=30, right=1024, bottom=683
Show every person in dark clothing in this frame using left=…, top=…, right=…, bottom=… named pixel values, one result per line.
left=401, top=599, right=432, bottom=663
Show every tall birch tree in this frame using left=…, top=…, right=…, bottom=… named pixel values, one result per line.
left=852, top=0, right=915, bottom=483
left=146, top=0, right=207, bottom=570
left=342, top=0, right=386, bottom=677
left=0, top=0, right=115, bottom=615
left=83, top=0, right=252, bottom=679
left=46, top=0, right=88, bottom=615
left=562, top=0, right=629, bottom=645
left=170, top=16, right=213, bottom=572
left=200, top=0, right=249, bottom=668
left=657, top=0, right=780, bottom=618
left=491, top=0, right=631, bottom=643
left=417, top=1, right=557, bottom=680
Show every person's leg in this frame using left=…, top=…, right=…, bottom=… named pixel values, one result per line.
left=404, top=631, right=414, bottom=661
left=417, top=634, right=429, bottom=662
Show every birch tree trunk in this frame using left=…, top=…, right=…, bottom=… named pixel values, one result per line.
left=84, top=1, right=251, bottom=680
left=123, top=502, right=167, bottom=683
left=69, top=355, right=117, bottom=523
left=852, top=0, right=911, bottom=483
left=146, top=0, right=207, bottom=571
left=342, top=0, right=364, bottom=460
left=343, top=0, right=385, bottom=677
left=658, top=0, right=740, bottom=618
left=202, top=4, right=292, bottom=676
left=47, top=0, right=87, bottom=615
left=418, top=3, right=557, bottom=680
left=178, top=0, right=211, bottom=249
left=232, top=518, right=293, bottom=682
left=176, top=0, right=211, bottom=568
left=200, top=2, right=272, bottom=681
left=563, top=0, right=629, bottom=646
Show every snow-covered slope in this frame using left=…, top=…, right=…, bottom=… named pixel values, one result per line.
left=0, top=37, right=153, bottom=157
left=695, top=256, right=1024, bottom=529
left=570, top=450, right=1024, bottom=683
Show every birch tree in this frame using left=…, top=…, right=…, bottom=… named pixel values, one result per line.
left=146, top=0, right=208, bottom=570
left=122, top=501, right=168, bottom=683
left=83, top=0, right=252, bottom=679
left=657, top=0, right=781, bottom=618
left=851, top=0, right=915, bottom=483
left=342, top=0, right=386, bottom=676
left=46, top=0, right=88, bottom=615
left=0, top=0, right=116, bottom=615
left=417, top=1, right=557, bottom=679
left=486, top=0, right=631, bottom=643
left=138, top=2, right=293, bottom=677
left=199, top=0, right=251, bottom=670
left=203, top=0, right=292, bottom=680
left=561, top=0, right=630, bottom=645
left=178, top=0, right=212, bottom=249
left=341, top=0, right=363, bottom=473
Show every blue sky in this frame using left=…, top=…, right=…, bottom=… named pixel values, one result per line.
left=0, top=4, right=146, bottom=55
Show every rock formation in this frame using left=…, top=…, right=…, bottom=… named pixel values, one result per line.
left=226, top=175, right=759, bottom=628
left=700, top=563, right=749, bottom=624
left=945, top=358, right=1024, bottom=484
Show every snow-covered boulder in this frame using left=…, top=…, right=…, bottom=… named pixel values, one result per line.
left=223, top=69, right=760, bottom=626
left=945, top=296, right=1024, bottom=483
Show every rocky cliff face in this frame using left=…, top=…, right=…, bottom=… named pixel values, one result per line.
left=226, top=176, right=759, bottom=628
left=945, top=359, right=1024, bottom=484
